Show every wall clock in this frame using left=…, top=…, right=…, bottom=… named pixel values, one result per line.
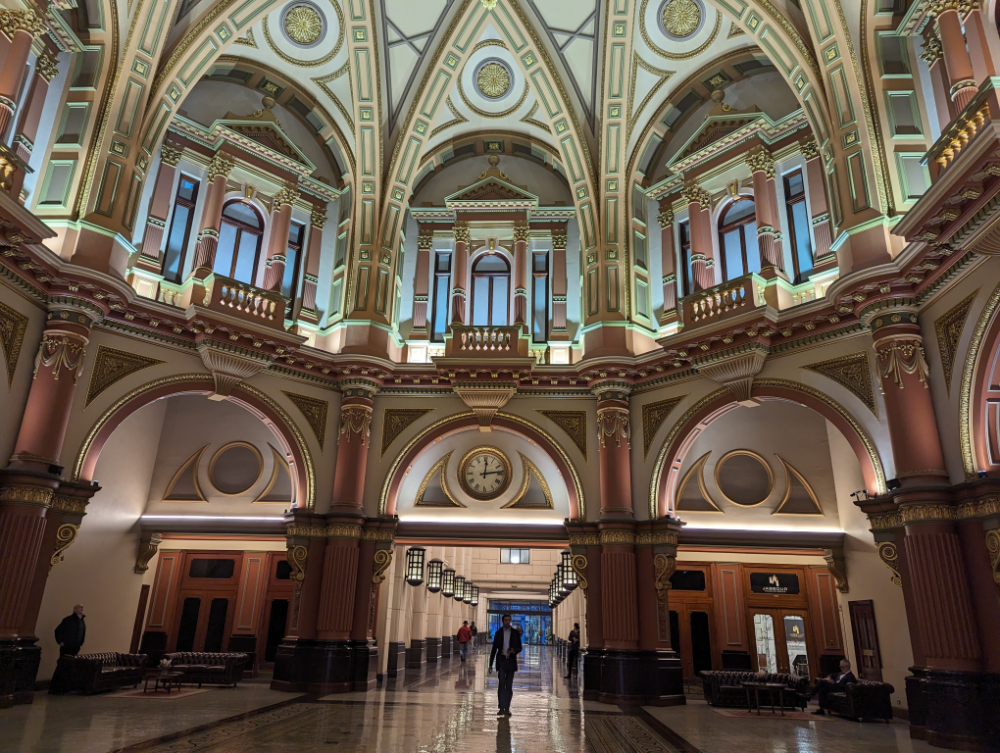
left=458, top=446, right=512, bottom=500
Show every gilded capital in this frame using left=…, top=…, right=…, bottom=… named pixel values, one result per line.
left=551, top=231, right=568, bottom=248
left=799, top=139, right=820, bottom=161
left=310, top=207, right=328, bottom=229
left=36, top=54, right=59, bottom=83
left=453, top=224, right=471, bottom=244
left=273, top=183, right=300, bottom=209
left=745, top=146, right=776, bottom=178
left=681, top=182, right=711, bottom=207
left=207, top=153, right=235, bottom=181
left=160, top=142, right=183, bottom=167
left=0, top=9, right=47, bottom=38
left=656, top=207, right=674, bottom=228
left=513, top=224, right=531, bottom=242
left=920, top=35, right=944, bottom=64
left=417, top=234, right=435, bottom=249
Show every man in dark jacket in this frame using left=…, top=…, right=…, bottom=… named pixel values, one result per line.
left=564, top=623, right=580, bottom=679
left=811, top=659, right=858, bottom=714
left=54, top=604, right=86, bottom=656
left=488, top=614, right=522, bottom=716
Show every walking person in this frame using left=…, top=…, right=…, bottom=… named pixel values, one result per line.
left=54, top=604, right=86, bottom=656
left=564, top=622, right=580, bottom=679
left=488, top=614, right=522, bottom=716
left=457, top=620, right=472, bottom=662
left=470, top=621, right=478, bottom=653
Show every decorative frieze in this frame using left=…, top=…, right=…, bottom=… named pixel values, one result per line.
left=0, top=300, right=28, bottom=388
left=636, top=531, right=679, bottom=546
left=283, top=390, right=329, bottom=450
left=536, top=410, right=587, bottom=459
left=598, top=529, right=635, bottom=545
left=381, top=408, right=432, bottom=457
left=597, top=406, right=630, bottom=449
left=803, top=352, right=877, bottom=415
left=934, top=290, right=977, bottom=394
left=874, top=335, right=930, bottom=390
left=338, top=405, right=373, bottom=445
left=641, top=397, right=684, bottom=457
left=86, top=345, right=164, bottom=407
left=568, top=532, right=599, bottom=547
left=34, top=335, right=87, bottom=383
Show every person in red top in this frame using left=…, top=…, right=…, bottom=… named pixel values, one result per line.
left=457, top=621, right=473, bottom=663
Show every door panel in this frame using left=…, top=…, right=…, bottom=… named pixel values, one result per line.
left=849, top=600, right=883, bottom=681
left=751, top=609, right=815, bottom=676
left=176, top=597, right=201, bottom=652
left=204, top=598, right=230, bottom=652
left=690, top=611, right=713, bottom=676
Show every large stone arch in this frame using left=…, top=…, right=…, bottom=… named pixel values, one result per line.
left=380, top=410, right=586, bottom=520
left=72, top=374, right=315, bottom=508
left=648, top=379, right=886, bottom=519
left=961, top=281, right=1000, bottom=479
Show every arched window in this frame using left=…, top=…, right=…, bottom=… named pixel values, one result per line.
left=470, top=254, right=510, bottom=327
left=214, top=201, right=264, bottom=284
left=718, top=199, right=761, bottom=281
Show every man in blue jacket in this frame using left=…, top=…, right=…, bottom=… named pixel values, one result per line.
left=488, top=614, right=522, bottom=716
left=812, top=659, right=858, bottom=715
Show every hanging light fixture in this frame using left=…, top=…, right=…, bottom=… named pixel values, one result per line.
left=442, top=568, right=456, bottom=597
left=454, top=575, right=466, bottom=601
left=405, top=547, right=426, bottom=586
left=426, top=559, right=443, bottom=593
left=463, top=580, right=473, bottom=603
left=548, top=579, right=556, bottom=608
left=558, top=563, right=570, bottom=595
left=471, top=585, right=479, bottom=606
left=561, top=550, right=578, bottom=591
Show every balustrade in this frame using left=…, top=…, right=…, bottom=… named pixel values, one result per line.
left=444, top=325, right=528, bottom=357
left=681, top=274, right=761, bottom=325
left=153, top=273, right=287, bottom=329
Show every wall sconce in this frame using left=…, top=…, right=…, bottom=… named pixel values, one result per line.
left=463, top=581, right=473, bottom=603
left=471, top=585, right=479, bottom=606
left=426, top=559, right=443, bottom=593
left=561, top=551, right=578, bottom=591
left=405, top=547, right=426, bottom=586
left=442, top=568, right=456, bottom=597
left=548, top=579, right=556, bottom=608
left=454, top=575, right=466, bottom=601
left=558, top=563, right=570, bottom=595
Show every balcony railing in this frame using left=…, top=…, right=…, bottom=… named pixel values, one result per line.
left=157, top=273, right=286, bottom=330
left=681, top=274, right=763, bottom=326
left=444, top=325, right=529, bottom=357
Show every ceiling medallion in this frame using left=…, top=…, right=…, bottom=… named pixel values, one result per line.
left=477, top=60, right=512, bottom=99
left=660, top=0, right=701, bottom=38
left=284, top=4, right=322, bottom=45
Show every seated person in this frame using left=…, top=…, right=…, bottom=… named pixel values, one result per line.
left=811, top=659, right=857, bottom=715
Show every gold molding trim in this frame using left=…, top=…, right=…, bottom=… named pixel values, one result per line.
left=430, top=96, right=469, bottom=138
left=802, top=351, right=877, bottom=416
left=773, top=454, right=824, bottom=515
left=458, top=445, right=513, bottom=500
left=599, top=529, right=636, bottom=545
left=0, top=300, right=28, bottom=389
left=163, top=445, right=209, bottom=502
left=261, top=0, right=345, bottom=69
left=85, top=345, right=165, bottom=408
left=715, top=449, right=774, bottom=508
left=568, top=533, right=599, bottom=546
left=960, top=282, right=1000, bottom=478
left=415, top=451, right=466, bottom=507
left=675, top=451, right=722, bottom=513
left=518, top=102, right=550, bottom=133
left=381, top=408, right=432, bottom=457
left=641, top=396, right=684, bottom=458
left=571, top=554, right=588, bottom=594
left=372, top=548, right=393, bottom=584
left=653, top=552, right=675, bottom=601
left=502, top=453, right=553, bottom=509
left=639, top=0, right=721, bottom=60
left=253, top=445, right=292, bottom=504
left=986, top=529, right=1000, bottom=587
left=877, top=541, right=902, bottom=587
left=455, top=69, right=530, bottom=120
left=934, top=289, right=978, bottom=395
left=536, top=409, right=587, bottom=459
left=49, top=523, right=79, bottom=570
left=282, top=390, right=329, bottom=450
left=208, top=441, right=264, bottom=497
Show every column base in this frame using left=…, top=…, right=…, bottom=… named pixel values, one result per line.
left=0, top=638, right=41, bottom=709
left=906, top=666, right=1000, bottom=750
left=425, top=637, right=441, bottom=662
left=597, top=649, right=685, bottom=706
left=406, top=639, right=426, bottom=669
left=270, top=639, right=376, bottom=694
left=582, top=649, right=603, bottom=701
left=385, top=641, right=406, bottom=677
left=441, top=636, right=453, bottom=658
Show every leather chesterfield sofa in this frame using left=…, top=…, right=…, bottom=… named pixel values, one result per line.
left=700, top=670, right=810, bottom=709
left=49, top=652, right=148, bottom=695
left=824, top=679, right=895, bottom=721
left=162, top=652, right=247, bottom=688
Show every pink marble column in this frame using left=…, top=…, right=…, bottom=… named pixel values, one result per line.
left=262, top=184, right=298, bottom=291
left=9, top=53, right=55, bottom=200
left=594, top=383, right=633, bottom=519
left=192, top=153, right=235, bottom=270
left=551, top=227, right=569, bottom=337
left=682, top=184, right=714, bottom=291
left=936, top=6, right=978, bottom=109
left=963, top=6, right=997, bottom=82
left=922, top=35, right=958, bottom=126
left=331, top=383, right=375, bottom=510
left=412, top=228, right=433, bottom=336
left=0, top=11, right=43, bottom=140
left=137, top=142, right=183, bottom=267
left=297, top=206, right=325, bottom=320
left=656, top=206, right=677, bottom=317
left=801, top=139, right=835, bottom=271
left=450, top=224, right=469, bottom=325
left=513, top=223, right=529, bottom=326
left=746, top=147, right=783, bottom=272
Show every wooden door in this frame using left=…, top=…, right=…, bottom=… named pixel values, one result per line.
left=749, top=608, right=814, bottom=678
left=848, top=600, right=883, bottom=681
left=173, top=591, right=235, bottom=652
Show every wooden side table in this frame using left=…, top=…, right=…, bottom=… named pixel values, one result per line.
left=143, top=670, right=183, bottom=694
left=742, top=681, right=787, bottom=715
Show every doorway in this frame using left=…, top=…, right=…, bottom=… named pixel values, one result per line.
left=174, top=594, right=233, bottom=652
left=668, top=603, right=715, bottom=680
left=750, top=609, right=812, bottom=677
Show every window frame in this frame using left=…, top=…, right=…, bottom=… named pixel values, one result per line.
left=470, top=253, right=511, bottom=327
left=215, top=200, right=265, bottom=283
left=531, top=251, right=549, bottom=344
left=783, top=170, right=813, bottom=284
left=679, top=221, right=693, bottom=295
left=431, top=251, right=452, bottom=342
left=499, top=548, right=531, bottom=565
left=280, top=220, right=306, bottom=299
left=717, top=198, right=758, bottom=281
left=162, top=173, right=200, bottom=283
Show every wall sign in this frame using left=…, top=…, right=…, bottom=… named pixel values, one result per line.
left=750, top=572, right=800, bottom=595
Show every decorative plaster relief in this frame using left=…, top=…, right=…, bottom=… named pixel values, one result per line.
left=282, top=390, right=329, bottom=450
left=803, top=351, right=877, bottom=415
left=641, top=396, right=684, bottom=457
left=0, top=300, right=27, bottom=388
left=502, top=453, right=553, bottom=509
left=381, top=408, right=432, bottom=457
left=415, top=451, right=465, bottom=507
left=536, top=409, right=587, bottom=458
left=86, top=345, right=164, bottom=407
left=934, top=290, right=977, bottom=395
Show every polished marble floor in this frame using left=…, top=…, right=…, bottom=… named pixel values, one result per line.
left=0, top=647, right=940, bottom=753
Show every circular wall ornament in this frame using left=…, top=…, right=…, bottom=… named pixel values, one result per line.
left=458, top=446, right=513, bottom=500
left=284, top=4, right=323, bottom=45
left=475, top=59, right=513, bottom=100
left=660, top=0, right=702, bottom=38
left=209, top=442, right=264, bottom=496
left=642, top=0, right=718, bottom=59
left=714, top=450, right=774, bottom=507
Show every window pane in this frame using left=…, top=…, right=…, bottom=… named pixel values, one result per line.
left=533, top=277, right=547, bottom=343
left=233, top=231, right=259, bottom=283
left=178, top=177, right=197, bottom=202
left=214, top=224, right=238, bottom=277
left=722, top=200, right=755, bottom=225
left=163, top=205, right=190, bottom=282
left=785, top=172, right=804, bottom=197
left=510, top=549, right=521, bottom=564
left=433, top=278, right=449, bottom=341
left=745, top=222, right=761, bottom=274
left=791, top=202, right=812, bottom=280
left=636, top=281, right=649, bottom=318
left=472, top=277, right=490, bottom=325
left=533, top=254, right=547, bottom=273
left=491, top=278, right=508, bottom=325
left=335, top=234, right=348, bottom=268
left=437, top=253, right=451, bottom=273
left=722, top=230, right=744, bottom=280
left=222, top=202, right=261, bottom=228
left=474, top=254, right=508, bottom=273
left=520, top=549, right=530, bottom=564
left=280, top=246, right=298, bottom=297
left=288, top=222, right=305, bottom=246
left=634, top=232, right=647, bottom=269
left=753, top=613, right=778, bottom=673
left=331, top=278, right=343, bottom=313
left=500, top=548, right=510, bottom=564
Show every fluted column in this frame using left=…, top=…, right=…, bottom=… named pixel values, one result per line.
left=316, top=524, right=361, bottom=642
left=745, top=147, right=783, bottom=272
left=921, top=35, right=957, bottom=127
left=594, top=383, right=633, bottom=519
left=800, top=140, right=833, bottom=270
left=551, top=227, right=568, bottom=337
left=513, top=223, right=529, bottom=326
left=137, top=142, right=183, bottom=268
left=963, top=4, right=997, bottom=82
left=933, top=1, right=979, bottom=109
left=262, top=183, right=298, bottom=291
left=10, top=53, right=56, bottom=199
left=412, top=229, right=433, bottom=336
left=451, top=224, right=469, bottom=324
left=656, top=206, right=677, bottom=318
left=634, top=520, right=682, bottom=653
left=681, top=183, right=714, bottom=291
left=0, top=10, right=45, bottom=140
left=331, top=381, right=375, bottom=510
left=192, top=153, right=235, bottom=270
left=297, top=207, right=325, bottom=321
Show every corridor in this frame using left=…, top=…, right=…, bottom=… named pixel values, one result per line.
left=0, top=647, right=938, bottom=753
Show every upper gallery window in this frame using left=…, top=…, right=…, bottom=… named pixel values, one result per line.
left=532, top=251, right=548, bottom=343
left=784, top=170, right=813, bottom=284
left=432, top=251, right=451, bottom=342
left=471, top=253, right=510, bottom=327
left=718, top=199, right=761, bottom=281
left=679, top=221, right=693, bottom=295
left=281, top=221, right=305, bottom=298
left=500, top=548, right=530, bottom=565
left=214, top=201, right=264, bottom=284
left=163, top=175, right=199, bottom=282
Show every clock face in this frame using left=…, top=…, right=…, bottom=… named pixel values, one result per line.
left=459, top=447, right=512, bottom=500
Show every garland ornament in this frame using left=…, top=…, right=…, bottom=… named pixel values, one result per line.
left=338, top=406, right=372, bottom=445
left=33, top=334, right=87, bottom=382
left=875, top=335, right=930, bottom=390
left=597, top=407, right=631, bottom=449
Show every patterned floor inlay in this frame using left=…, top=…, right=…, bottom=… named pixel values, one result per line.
left=586, top=715, right=683, bottom=753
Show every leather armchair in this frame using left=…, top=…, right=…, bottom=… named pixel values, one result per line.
left=824, top=680, right=895, bottom=721
left=49, top=652, right=147, bottom=695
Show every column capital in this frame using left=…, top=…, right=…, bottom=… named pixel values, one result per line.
left=206, top=152, right=235, bottom=181
left=551, top=230, right=568, bottom=248
left=920, top=34, right=944, bottom=64
left=453, top=223, right=470, bottom=244
left=513, top=223, right=530, bottom=242
left=655, top=207, right=674, bottom=228
left=273, top=182, right=300, bottom=209
left=745, top=146, right=776, bottom=177
left=799, top=138, right=820, bottom=161
left=310, top=206, right=328, bottom=229
left=0, top=9, right=47, bottom=37
left=417, top=233, right=435, bottom=249
left=35, top=53, right=59, bottom=83
left=160, top=141, right=183, bottom=167
left=680, top=182, right=710, bottom=207
left=927, top=0, right=977, bottom=17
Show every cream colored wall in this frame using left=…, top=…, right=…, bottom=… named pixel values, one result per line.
left=828, top=420, right=913, bottom=710
left=0, top=285, right=46, bottom=463
left=35, top=399, right=167, bottom=680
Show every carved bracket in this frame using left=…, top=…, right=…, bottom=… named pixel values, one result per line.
left=692, top=345, right=767, bottom=406
left=134, top=531, right=162, bottom=574
left=823, top=547, right=850, bottom=593
left=986, top=529, right=1000, bottom=587
left=372, top=548, right=393, bottom=585
left=653, top=552, right=676, bottom=601
left=571, top=554, right=588, bottom=598
left=453, top=382, right=516, bottom=431
left=877, top=541, right=902, bottom=587
left=197, top=342, right=272, bottom=400
left=49, top=523, right=79, bottom=570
